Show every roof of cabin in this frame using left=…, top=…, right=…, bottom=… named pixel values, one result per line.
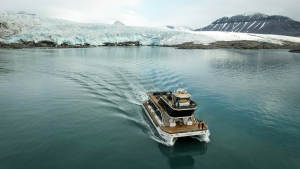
left=173, top=88, right=191, bottom=98
left=174, top=93, right=191, bottom=98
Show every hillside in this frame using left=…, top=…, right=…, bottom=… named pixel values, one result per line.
left=197, top=13, right=300, bottom=36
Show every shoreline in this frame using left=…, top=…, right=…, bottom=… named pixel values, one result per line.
left=166, top=41, right=300, bottom=51
left=1, top=40, right=300, bottom=52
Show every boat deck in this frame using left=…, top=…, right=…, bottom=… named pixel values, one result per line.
left=143, top=100, right=208, bottom=134
left=162, top=124, right=207, bottom=134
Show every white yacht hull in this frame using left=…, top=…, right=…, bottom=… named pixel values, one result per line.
left=142, top=103, right=210, bottom=146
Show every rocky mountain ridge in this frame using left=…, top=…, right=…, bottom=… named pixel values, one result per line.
left=197, top=13, right=300, bottom=36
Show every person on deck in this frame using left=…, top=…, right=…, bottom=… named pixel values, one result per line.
left=174, top=98, right=179, bottom=107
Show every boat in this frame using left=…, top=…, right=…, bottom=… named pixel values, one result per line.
left=142, top=88, right=210, bottom=146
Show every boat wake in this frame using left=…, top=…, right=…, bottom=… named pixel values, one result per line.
left=142, top=113, right=175, bottom=146
left=193, top=130, right=211, bottom=143
left=51, top=59, right=209, bottom=147
left=149, top=135, right=175, bottom=147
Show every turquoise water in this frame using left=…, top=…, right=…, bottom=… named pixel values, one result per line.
left=0, top=47, right=300, bottom=169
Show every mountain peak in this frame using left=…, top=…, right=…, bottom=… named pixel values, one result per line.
left=113, top=21, right=125, bottom=26
left=197, top=13, right=300, bottom=36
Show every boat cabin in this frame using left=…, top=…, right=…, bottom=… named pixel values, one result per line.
left=172, top=88, right=191, bottom=107
left=152, top=89, right=197, bottom=118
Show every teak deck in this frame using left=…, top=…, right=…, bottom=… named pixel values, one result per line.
left=143, top=94, right=207, bottom=134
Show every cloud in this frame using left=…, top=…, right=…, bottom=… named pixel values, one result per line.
left=0, top=0, right=299, bottom=27
left=0, top=0, right=145, bottom=25
left=117, top=10, right=151, bottom=26
left=155, top=0, right=300, bottom=27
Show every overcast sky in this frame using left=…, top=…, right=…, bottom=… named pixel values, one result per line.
left=1, top=0, right=299, bottom=28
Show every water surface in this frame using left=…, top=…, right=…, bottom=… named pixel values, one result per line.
left=0, top=47, right=300, bottom=169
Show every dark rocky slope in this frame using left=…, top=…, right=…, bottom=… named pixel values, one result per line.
left=0, top=40, right=141, bottom=49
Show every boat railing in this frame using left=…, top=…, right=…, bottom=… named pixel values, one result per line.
left=150, top=96, right=173, bottom=126
left=173, top=102, right=197, bottom=109
left=158, top=96, right=199, bottom=126
left=161, top=95, right=197, bottom=110
left=148, top=100, right=162, bottom=120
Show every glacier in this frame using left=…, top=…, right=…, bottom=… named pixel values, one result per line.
left=1, top=11, right=300, bottom=46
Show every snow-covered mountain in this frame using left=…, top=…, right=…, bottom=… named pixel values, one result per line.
left=113, top=21, right=125, bottom=26
left=197, top=13, right=300, bottom=36
left=1, top=11, right=300, bottom=46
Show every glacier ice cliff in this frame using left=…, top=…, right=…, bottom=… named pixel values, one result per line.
left=1, top=11, right=300, bottom=46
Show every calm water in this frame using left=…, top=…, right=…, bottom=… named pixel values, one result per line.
left=0, top=47, right=300, bottom=169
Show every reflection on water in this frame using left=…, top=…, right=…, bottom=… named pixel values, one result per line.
left=159, top=138, right=207, bottom=169
left=0, top=67, right=12, bottom=75
left=0, top=54, right=13, bottom=76
left=210, top=50, right=299, bottom=77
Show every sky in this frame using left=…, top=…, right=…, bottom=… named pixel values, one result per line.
left=0, top=0, right=299, bottom=28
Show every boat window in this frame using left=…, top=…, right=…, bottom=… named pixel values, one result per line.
left=179, top=98, right=189, bottom=103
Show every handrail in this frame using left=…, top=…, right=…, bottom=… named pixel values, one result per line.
left=161, top=96, right=197, bottom=111
left=149, top=97, right=170, bottom=126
